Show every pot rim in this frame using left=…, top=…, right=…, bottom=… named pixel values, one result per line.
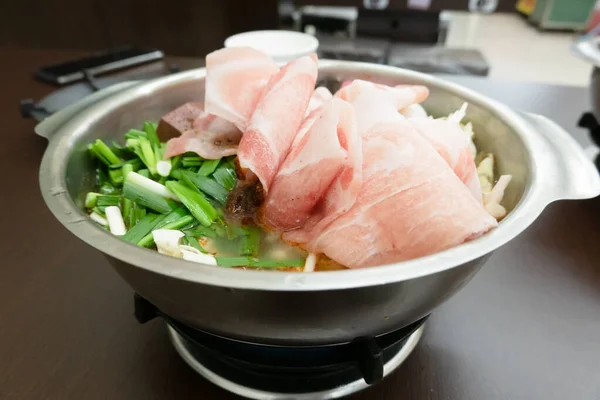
left=39, top=60, right=558, bottom=291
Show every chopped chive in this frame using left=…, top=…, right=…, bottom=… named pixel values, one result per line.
left=95, top=195, right=121, bottom=212
left=170, top=155, right=182, bottom=171
left=122, top=213, right=161, bottom=244
left=108, top=168, right=123, bottom=186
left=125, top=129, right=147, bottom=140
left=127, top=136, right=157, bottom=175
left=226, top=224, right=248, bottom=240
left=144, top=122, right=160, bottom=147
left=139, top=139, right=157, bottom=175
left=97, top=168, right=110, bottom=186
left=215, top=257, right=305, bottom=268
left=240, top=226, right=260, bottom=257
left=198, top=158, right=221, bottom=176
left=181, top=171, right=229, bottom=204
left=89, top=139, right=121, bottom=166
left=91, top=206, right=105, bottom=217
left=123, top=172, right=179, bottom=214
left=182, top=155, right=204, bottom=168
left=85, top=192, right=100, bottom=208
left=128, top=202, right=138, bottom=228
left=213, top=164, right=237, bottom=191
left=184, top=225, right=218, bottom=238
left=135, top=204, right=147, bottom=224
left=138, top=213, right=193, bottom=247
left=179, top=171, right=202, bottom=194
left=122, top=162, right=135, bottom=179
left=110, top=158, right=143, bottom=171
left=165, top=181, right=217, bottom=226
left=170, top=169, right=182, bottom=180
left=184, top=235, right=206, bottom=253
left=123, top=199, right=133, bottom=224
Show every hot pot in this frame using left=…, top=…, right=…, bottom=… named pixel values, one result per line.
left=39, top=61, right=600, bottom=345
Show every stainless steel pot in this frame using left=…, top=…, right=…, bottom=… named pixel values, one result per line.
left=39, top=61, right=600, bottom=345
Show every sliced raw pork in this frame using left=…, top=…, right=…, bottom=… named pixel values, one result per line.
left=305, top=86, right=333, bottom=116
left=263, top=98, right=360, bottom=230
left=335, top=80, right=429, bottom=135
left=300, top=121, right=497, bottom=268
left=204, top=47, right=279, bottom=131
left=164, top=111, right=242, bottom=160
left=408, top=118, right=481, bottom=201
left=237, top=54, right=319, bottom=191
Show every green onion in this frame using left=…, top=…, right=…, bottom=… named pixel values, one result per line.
left=137, top=169, right=150, bottom=178
left=88, top=139, right=121, bottom=166
left=165, top=181, right=217, bottom=226
left=137, top=208, right=193, bottom=247
left=95, top=195, right=121, bottom=212
left=226, top=224, right=248, bottom=240
left=184, top=235, right=206, bottom=253
left=125, top=129, right=147, bottom=140
left=140, top=139, right=157, bottom=175
left=135, top=205, right=147, bottom=222
left=123, top=198, right=133, bottom=225
left=97, top=169, right=120, bottom=195
left=144, top=122, right=160, bottom=146
left=127, top=136, right=157, bottom=175
left=91, top=206, right=105, bottom=217
left=198, top=158, right=221, bottom=176
left=108, top=168, right=123, bottom=186
left=110, top=158, right=143, bottom=171
left=85, top=192, right=100, bottom=208
left=181, top=171, right=229, bottom=204
left=182, top=155, right=203, bottom=168
left=179, top=171, right=202, bottom=194
left=122, top=162, right=135, bottom=178
left=215, top=257, right=305, bottom=268
left=184, top=225, right=219, bottom=239
left=170, top=169, right=182, bottom=180
left=240, top=227, right=260, bottom=257
left=170, top=155, right=182, bottom=171
left=122, top=213, right=161, bottom=244
left=123, top=172, right=179, bottom=214
left=213, top=163, right=237, bottom=191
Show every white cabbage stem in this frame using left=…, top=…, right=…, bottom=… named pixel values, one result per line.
left=180, top=245, right=217, bottom=265
left=152, top=229, right=185, bottom=257
left=304, top=253, right=317, bottom=272
left=105, top=206, right=127, bottom=236
left=156, top=160, right=172, bottom=177
left=90, top=211, right=108, bottom=226
left=483, top=175, right=512, bottom=220
left=448, top=102, right=468, bottom=123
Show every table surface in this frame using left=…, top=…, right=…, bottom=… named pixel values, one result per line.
left=1, top=47, right=599, bottom=400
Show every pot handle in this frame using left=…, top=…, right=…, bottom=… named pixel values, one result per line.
left=523, top=112, right=600, bottom=202
left=34, top=81, right=140, bottom=140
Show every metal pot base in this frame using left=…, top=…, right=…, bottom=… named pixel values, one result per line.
left=168, top=324, right=424, bottom=400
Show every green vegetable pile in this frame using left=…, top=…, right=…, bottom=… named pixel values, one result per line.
left=86, top=122, right=305, bottom=269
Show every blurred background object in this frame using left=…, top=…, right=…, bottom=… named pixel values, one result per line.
left=0, top=0, right=279, bottom=56
left=4, top=0, right=598, bottom=97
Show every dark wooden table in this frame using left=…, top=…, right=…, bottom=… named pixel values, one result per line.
left=2, top=46, right=600, bottom=400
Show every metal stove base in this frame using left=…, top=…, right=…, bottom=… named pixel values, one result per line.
left=168, top=324, right=424, bottom=400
